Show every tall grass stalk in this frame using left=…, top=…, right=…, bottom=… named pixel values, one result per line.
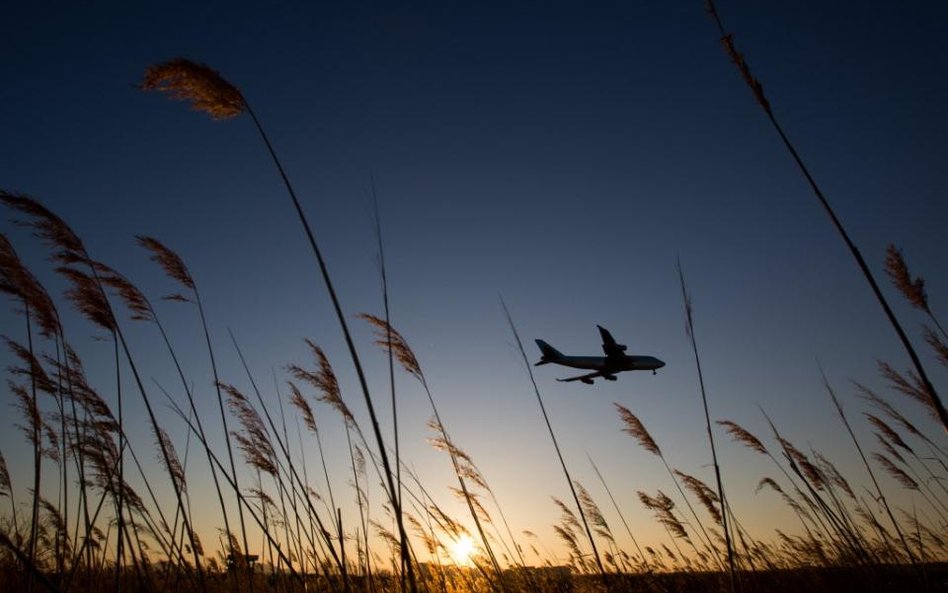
left=615, top=404, right=724, bottom=571
left=141, top=58, right=417, bottom=593
left=676, top=261, right=736, bottom=591
left=823, top=375, right=920, bottom=570
left=369, top=181, right=405, bottom=590
left=702, top=0, right=947, bottom=432
left=229, top=333, right=350, bottom=583
left=358, top=314, right=506, bottom=591
left=587, top=454, right=650, bottom=572
left=136, top=236, right=252, bottom=590
left=160, top=390, right=306, bottom=585
left=22, top=304, right=42, bottom=593
left=501, top=300, right=608, bottom=579
left=2, top=193, right=207, bottom=590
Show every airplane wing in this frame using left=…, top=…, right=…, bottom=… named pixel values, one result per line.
left=597, top=325, right=627, bottom=358
left=557, top=371, right=616, bottom=384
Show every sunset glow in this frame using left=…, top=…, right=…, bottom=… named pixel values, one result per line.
left=448, top=534, right=476, bottom=566
left=2, top=2, right=946, bottom=592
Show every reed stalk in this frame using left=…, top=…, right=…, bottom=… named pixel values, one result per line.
left=702, top=0, right=947, bottom=432
left=676, top=260, right=737, bottom=591
left=140, top=58, right=417, bottom=593
left=501, top=300, right=608, bottom=581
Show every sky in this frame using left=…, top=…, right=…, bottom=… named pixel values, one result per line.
left=2, top=0, right=947, bottom=567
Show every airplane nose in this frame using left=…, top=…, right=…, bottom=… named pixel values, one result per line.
left=657, top=359, right=666, bottom=368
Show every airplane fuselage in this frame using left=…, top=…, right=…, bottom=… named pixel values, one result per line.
left=556, top=355, right=665, bottom=373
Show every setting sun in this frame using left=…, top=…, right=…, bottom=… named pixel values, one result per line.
left=448, top=535, right=475, bottom=566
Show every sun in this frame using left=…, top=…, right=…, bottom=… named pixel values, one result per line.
left=448, top=534, right=475, bottom=566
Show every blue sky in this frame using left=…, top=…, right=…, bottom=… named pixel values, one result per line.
left=2, top=0, right=947, bottom=564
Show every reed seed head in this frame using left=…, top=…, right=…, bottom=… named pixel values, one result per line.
left=872, top=452, right=918, bottom=491
left=923, top=325, right=948, bottom=367
left=1, top=192, right=86, bottom=263
left=137, top=235, right=195, bottom=290
left=0, top=234, right=61, bottom=337
left=878, top=361, right=938, bottom=422
left=57, top=266, right=116, bottom=332
left=358, top=313, right=424, bottom=382
left=141, top=58, right=245, bottom=120
left=884, top=244, right=928, bottom=312
left=615, top=403, right=661, bottom=456
left=717, top=419, right=768, bottom=455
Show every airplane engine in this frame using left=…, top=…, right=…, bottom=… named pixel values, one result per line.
left=617, top=344, right=627, bottom=351
left=581, top=377, right=594, bottom=385
left=604, top=374, right=617, bottom=381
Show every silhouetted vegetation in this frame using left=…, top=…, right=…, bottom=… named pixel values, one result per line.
left=1, top=6, right=946, bottom=591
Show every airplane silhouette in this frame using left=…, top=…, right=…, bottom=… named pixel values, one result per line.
left=535, top=325, right=665, bottom=384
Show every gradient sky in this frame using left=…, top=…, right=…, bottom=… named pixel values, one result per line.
left=3, top=1, right=947, bottom=565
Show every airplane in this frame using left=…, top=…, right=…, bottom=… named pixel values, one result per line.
left=535, top=325, right=665, bottom=384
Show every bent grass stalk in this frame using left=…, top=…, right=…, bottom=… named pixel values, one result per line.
left=141, top=58, right=417, bottom=593
left=702, top=0, right=947, bottom=432
left=136, top=235, right=246, bottom=592
left=2, top=193, right=207, bottom=590
left=228, top=335, right=344, bottom=575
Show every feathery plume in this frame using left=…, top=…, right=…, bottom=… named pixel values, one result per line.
left=288, top=340, right=354, bottom=425
left=154, top=427, right=187, bottom=494
left=574, top=481, right=612, bottom=540
left=719, top=34, right=770, bottom=111
left=42, top=418, right=60, bottom=463
left=811, top=451, right=854, bottom=500
left=220, top=381, right=278, bottom=477
left=638, top=490, right=687, bottom=539
left=140, top=58, right=245, bottom=120
left=717, top=419, right=768, bottom=455
left=0, top=234, right=60, bottom=337
left=615, top=403, right=661, bottom=456
left=1, top=192, right=85, bottom=263
left=97, top=265, right=155, bottom=322
left=358, top=313, right=423, bottom=382
left=923, top=326, right=948, bottom=367
left=552, top=496, right=582, bottom=534
left=449, top=487, right=490, bottom=523
left=371, top=519, right=401, bottom=549
left=9, top=382, right=42, bottom=448
left=553, top=524, right=582, bottom=565
left=777, top=438, right=826, bottom=490
left=287, top=381, right=317, bottom=433
left=756, top=477, right=806, bottom=517
left=755, top=477, right=781, bottom=495
left=57, top=267, right=116, bottom=331
left=864, top=413, right=914, bottom=454
left=39, top=496, right=68, bottom=548
left=885, top=245, right=928, bottom=312
left=872, top=453, right=918, bottom=490
left=136, top=236, right=195, bottom=290
left=874, top=433, right=907, bottom=465
left=879, top=361, right=938, bottom=421
left=674, top=470, right=722, bottom=525
left=855, top=383, right=922, bottom=437
left=4, top=337, right=56, bottom=395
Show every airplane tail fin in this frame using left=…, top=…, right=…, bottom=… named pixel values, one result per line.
left=534, top=339, right=563, bottom=366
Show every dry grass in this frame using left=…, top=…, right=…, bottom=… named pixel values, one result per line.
left=1, top=31, right=946, bottom=593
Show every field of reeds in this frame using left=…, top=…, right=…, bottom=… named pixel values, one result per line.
left=2, top=6, right=947, bottom=593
